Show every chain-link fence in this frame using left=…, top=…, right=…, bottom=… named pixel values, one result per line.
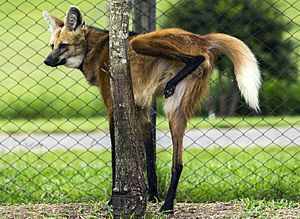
left=0, top=0, right=299, bottom=204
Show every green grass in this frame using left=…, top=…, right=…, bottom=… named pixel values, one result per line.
left=0, top=116, right=109, bottom=134
left=0, top=116, right=299, bottom=134
left=0, top=146, right=299, bottom=204
left=240, top=198, right=300, bottom=218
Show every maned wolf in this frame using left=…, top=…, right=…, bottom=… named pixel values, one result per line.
left=43, top=6, right=261, bottom=212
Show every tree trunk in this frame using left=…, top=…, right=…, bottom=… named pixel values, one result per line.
left=109, top=0, right=147, bottom=218
left=217, top=71, right=227, bottom=117
left=132, top=0, right=156, bottom=33
left=227, top=82, right=239, bottom=116
left=207, top=93, right=216, bottom=119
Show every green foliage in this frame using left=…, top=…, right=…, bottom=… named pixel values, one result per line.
left=261, top=79, right=300, bottom=115
left=162, top=0, right=299, bottom=116
left=162, top=0, right=297, bottom=81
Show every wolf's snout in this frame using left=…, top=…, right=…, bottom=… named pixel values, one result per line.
left=44, top=57, right=52, bottom=66
left=44, top=56, right=66, bottom=67
left=44, top=56, right=56, bottom=67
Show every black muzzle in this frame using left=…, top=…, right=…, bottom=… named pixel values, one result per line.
left=44, top=55, right=66, bottom=67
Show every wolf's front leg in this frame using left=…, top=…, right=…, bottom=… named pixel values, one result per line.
left=107, top=114, right=115, bottom=206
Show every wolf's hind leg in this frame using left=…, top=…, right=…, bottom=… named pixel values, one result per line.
left=131, top=38, right=205, bottom=98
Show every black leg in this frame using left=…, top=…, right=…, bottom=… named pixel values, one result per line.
left=131, top=36, right=205, bottom=98
left=138, top=104, right=159, bottom=202
left=107, top=115, right=115, bottom=206
left=160, top=113, right=186, bottom=213
left=160, top=164, right=183, bottom=212
left=144, top=125, right=159, bottom=202
left=164, top=55, right=205, bottom=98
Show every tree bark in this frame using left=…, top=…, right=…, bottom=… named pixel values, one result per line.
left=109, top=0, right=147, bottom=218
left=227, top=81, right=239, bottom=116
left=132, top=0, right=156, bottom=33
left=218, top=71, right=227, bottom=117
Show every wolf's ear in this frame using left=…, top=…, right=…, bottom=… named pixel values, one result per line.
left=43, top=11, right=64, bottom=33
left=65, top=6, right=84, bottom=31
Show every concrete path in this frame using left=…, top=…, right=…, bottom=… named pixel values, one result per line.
left=0, top=126, right=299, bottom=152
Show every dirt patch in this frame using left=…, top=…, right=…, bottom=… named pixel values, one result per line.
left=0, top=202, right=299, bottom=218
left=158, top=202, right=243, bottom=218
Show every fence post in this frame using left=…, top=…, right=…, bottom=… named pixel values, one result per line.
left=132, top=0, right=156, bottom=33
left=132, top=0, right=158, bottom=201
left=109, top=0, right=147, bottom=217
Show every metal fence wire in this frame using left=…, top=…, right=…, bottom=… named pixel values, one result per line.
left=0, top=0, right=299, bottom=204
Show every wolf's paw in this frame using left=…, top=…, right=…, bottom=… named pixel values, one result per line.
left=164, top=82, right=176, bottom=98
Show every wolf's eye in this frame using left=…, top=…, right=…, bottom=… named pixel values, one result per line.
left=59, top=43, right=69, bottom=49
left=50, top=44, right=54, bottom=49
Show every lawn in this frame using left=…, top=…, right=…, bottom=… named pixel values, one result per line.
left=0, top=146, right=299, bottom=204
left=0, top=115, right=299, bottom=134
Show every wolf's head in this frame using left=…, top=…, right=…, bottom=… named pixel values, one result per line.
left=43, top=6, right=87, bottom=68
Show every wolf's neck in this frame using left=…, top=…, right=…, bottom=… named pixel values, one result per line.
left=79, top=27, right=110, bottom=86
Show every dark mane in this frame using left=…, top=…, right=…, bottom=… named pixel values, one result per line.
left=86, top=25, right=139, bottom=37
left=86, top=25, right=109, bottom=33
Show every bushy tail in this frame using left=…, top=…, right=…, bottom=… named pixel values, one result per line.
left=206, top=33, right=261, bottom=111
